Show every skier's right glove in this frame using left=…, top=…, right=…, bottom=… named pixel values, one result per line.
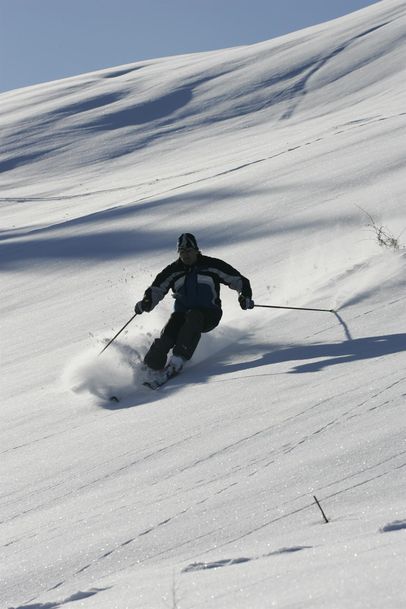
left=134, top=300, right=145, bottom=314
left=239, top=295, right=255, bottom=310
left=135, top=289, right=153, bottom=314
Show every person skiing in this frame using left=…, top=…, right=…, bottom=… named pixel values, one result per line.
left=135, top=233, right=254, bottom=380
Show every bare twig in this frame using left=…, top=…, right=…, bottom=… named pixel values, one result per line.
left=357, top=205, right=404, bottom=251
left=313, top=495, right=329, bottom=523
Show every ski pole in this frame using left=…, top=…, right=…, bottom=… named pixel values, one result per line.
left=254, top=304, right=336, bottom=313
left=98, top=312, right=138, bottom=355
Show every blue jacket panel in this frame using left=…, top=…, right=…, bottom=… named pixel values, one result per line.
left=173, top=266, right=219, bottom=312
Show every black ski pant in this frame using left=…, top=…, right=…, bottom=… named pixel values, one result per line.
left=144, top=308, right=222, bottom=370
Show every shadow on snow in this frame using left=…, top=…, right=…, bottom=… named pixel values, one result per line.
left=99, top=332, right=406, bottom=410
left=213, top=333, right=406, bottom=376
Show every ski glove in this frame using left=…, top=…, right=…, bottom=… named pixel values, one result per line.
left=135, top=289, right=153, bottom=314
left=239, top=295, right=255, bottom=310
left=134, top=300, right=145, bottom=314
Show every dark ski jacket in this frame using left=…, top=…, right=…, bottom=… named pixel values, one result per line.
left=143, top=254, right=252, bottom=313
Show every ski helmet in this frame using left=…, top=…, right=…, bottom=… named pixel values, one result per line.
left=177, top=233, right=199, bottom=251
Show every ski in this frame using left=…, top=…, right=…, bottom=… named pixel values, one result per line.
left=106, top=366, right=182, bottom=400
left=143, top=368, right=181, bottom=390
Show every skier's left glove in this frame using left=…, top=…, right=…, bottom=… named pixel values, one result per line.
left=239, top=295, right=255, bottom=310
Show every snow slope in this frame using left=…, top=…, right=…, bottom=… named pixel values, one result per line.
left=1, top=1, right=406, bottom=607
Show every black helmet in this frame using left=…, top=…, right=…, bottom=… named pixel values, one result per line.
left=177, top=233, right=199, bottom=251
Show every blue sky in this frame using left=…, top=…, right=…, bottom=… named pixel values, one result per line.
left=0, top=0, right=379, bottom=93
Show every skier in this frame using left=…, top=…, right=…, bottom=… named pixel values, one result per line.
left=135, top=233, right=254, bottom=382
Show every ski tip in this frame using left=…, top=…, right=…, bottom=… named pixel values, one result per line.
left=109, top=396, right=120, bottom=403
